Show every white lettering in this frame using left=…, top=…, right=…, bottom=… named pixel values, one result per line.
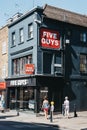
left=10, top=79, right=28, bottom=86
left=41, top=38, right=59, bottom=46
left=42, top=31, right=57, bottom=39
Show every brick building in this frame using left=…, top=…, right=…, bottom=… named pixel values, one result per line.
left=0, top=26, right=8, bottom=94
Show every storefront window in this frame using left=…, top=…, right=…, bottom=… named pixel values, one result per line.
left=9, top=88, right=16, bottom=109
left=9, top=87, right=34, bottom=110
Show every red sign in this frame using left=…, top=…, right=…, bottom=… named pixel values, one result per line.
left=40, top=28, right=60, bottom=49
left=25, top=64, right=35, bottom=74
left=0, top=82, right=6, bottom=90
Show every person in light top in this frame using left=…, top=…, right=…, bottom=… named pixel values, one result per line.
left=64, top=96, right=70, bottom=118
left=42, top=96, right=49, bottom=119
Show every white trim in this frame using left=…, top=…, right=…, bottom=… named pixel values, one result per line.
left=54, top=64, right=62, bottom=67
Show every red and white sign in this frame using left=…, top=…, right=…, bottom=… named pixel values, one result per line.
left=0, top=82, right=6, bottom=90
left=25, top=64, right=35, bottom=74
left=40, top=28, right=60, bottom=49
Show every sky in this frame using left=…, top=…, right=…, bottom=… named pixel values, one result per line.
left=0, top=0, right=87, bottom=27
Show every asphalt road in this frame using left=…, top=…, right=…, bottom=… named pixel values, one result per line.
left=0, top=120, right=59, bottom=130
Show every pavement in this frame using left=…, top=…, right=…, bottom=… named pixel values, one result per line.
left=0, top=109, right=87, bottom=130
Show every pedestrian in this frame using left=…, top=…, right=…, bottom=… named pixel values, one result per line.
left=42, top=96, right=50, bottom=119
left=64, top=96, right=70, bottom=118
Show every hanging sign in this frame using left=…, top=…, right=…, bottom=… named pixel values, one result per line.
left=40, top=28, right=60, bottom=49
left=25, top=64, right=35, bottom=74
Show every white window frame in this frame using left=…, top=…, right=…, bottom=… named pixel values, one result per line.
left=2, top=42, right=6, bottom=54
left=19, top=28, right=24, bottom=43
left=28, top=23, right=33, bottom=39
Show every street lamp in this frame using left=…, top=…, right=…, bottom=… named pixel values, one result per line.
left=62, top=34, right=70, bottom=78
left=34, top=12, right=42, bottom=24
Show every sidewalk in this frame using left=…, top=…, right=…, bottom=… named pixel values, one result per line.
left=0, top=110, right=87, bottom=130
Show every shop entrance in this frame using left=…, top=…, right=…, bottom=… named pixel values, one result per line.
left=39, top=87, right=48, bottom=111
left=48, top=86, right=63, bottom=112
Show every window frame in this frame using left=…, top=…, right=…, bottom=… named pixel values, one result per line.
left=28, top=23, right=33, bottom=39
left=80, top=54, right=87, bottom=74
left=12, top=54, right=32, bottom=75
left=19, top=28, right=24, bottom=43
left=12, top=32, right=16, bottom=46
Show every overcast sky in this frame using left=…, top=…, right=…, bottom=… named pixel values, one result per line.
left=0, top=0, right=87, bottom=27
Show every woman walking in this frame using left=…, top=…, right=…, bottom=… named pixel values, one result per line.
left=42, top=96, right=49, bottom=119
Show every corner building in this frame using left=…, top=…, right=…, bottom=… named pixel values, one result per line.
left=6, top=4, right=87, bottom=113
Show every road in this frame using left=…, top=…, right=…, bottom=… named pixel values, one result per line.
left=0, top=120, right=59, bottom=130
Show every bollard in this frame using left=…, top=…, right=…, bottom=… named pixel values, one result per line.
left=17, top=109, right=19, bottom=116
left=74, top=104, right=77, bottom=117
left=62, top=104, right=65, bottom=116
left=50, top=110, right=53, bottom=122
left=50, top=101, right=54, bottom=122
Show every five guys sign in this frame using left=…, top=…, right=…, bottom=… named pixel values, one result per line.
left=40, top=28, right=60, bottom=49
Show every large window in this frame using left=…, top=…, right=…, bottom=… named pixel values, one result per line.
left=80, top=54, right=87, bottom=74
left=12, top=32, right=16, bottom=46
left=2, top=42, right=6, bottom=54
left=19, top=28, right=24, bottom=43
left=12, top=54, right=32, bottom=75
left=28, top=23, right=33, bottom=39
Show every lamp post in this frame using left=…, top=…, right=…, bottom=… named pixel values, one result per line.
left=62, top=33, right=70, bottom=77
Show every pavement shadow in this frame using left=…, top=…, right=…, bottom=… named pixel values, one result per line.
left=81, top=128, right=87, bottom=130
left=0, top=120, right=61, bottom=130
left=0, top=114, right=18, bottom=119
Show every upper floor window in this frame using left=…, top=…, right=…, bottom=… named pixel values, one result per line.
left=19, top=28, right=24, bottom=43
left=2, top=42, right=6, bottom=54
left=2, top=65, right=6, bottom=78
left=80, top=33, right=87, bottom=42
left=80, top=54, right=87, bottom=74
left=12, top=32, right=16, bottom=46
left=28, top=23, right=33, bottom=39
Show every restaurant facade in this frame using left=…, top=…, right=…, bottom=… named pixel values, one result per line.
left=6, top=4, right=87, bottom=113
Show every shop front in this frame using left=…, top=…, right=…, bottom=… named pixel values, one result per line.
left=6, top=77, right=36, bottom=111
left=0, top=81, right=6, bottom=111
left=6, top=75, right=64, bottom=113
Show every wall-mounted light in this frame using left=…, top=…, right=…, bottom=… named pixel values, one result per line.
left=34, top=12, right=42, bottom=24
left=65, top=39, right=70, bottom=44
left=34, top=19, right=41, bottom=24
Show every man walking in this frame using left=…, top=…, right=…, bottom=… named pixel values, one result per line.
left=64, top=96, right=69, bottom=118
